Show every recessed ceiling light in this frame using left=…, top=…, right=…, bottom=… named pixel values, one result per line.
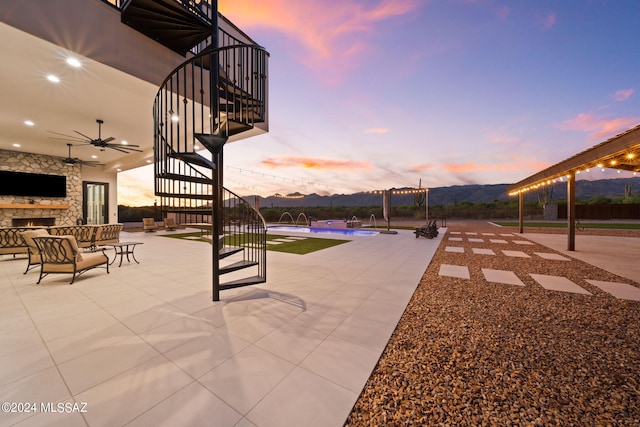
left=47, top=74, right=60, bottom=83
left=146, top=160, right=152, bottom=163
left=116, top=168, right=122, bottom=172
left=91, top=155, right=98, bottom=159
left=24, top=120, right=34, bottom=126
left=66, top=57, right=81, bottom=68
left=121, top=140, right=128, bottom=145
left=12, top=143, right=21, bottom=147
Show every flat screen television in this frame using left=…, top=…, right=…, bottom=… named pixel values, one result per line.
left=0, top=171, right=67, bottom=197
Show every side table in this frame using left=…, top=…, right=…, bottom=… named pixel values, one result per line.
left=107, top=242, right=143, bottom=267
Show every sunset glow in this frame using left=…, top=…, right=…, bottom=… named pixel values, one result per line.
left=119, top=1, right=640, bottom=203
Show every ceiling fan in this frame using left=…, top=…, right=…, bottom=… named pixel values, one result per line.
left=49, top=119, right=143, bottom=153
left=61, top=143, right=103, bottom=167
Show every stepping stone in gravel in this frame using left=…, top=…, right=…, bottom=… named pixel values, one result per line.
left=530, top=274, right=592, bottom=295
left=513, top=240, right=534, bottom=245
left=500, top=233, right=513, bottom=236
left=502, top=250, right=530, bottom=258
left=586, top=280, right=640, bottom=301
left=285, top=236, right=307, bottom=240
left=468, top=238, right=484, bottom=243
left=465, top=232, right=478, bottom=235
left=449, top=237, right=463, bottom=241
left=535, top=252, right=571, bottom=261
left=266, top=241, right=284, bottom=245
left=445, top=246, right=465, bottom=253
left=472, top=248, right=495, bottom=255
left=490, top=239, right=508, bottom=244
left=450, top=231, right=462, bottom=235
left=482, top=268, right=525, bottom=286
left=273, top=238, right=298, bottom=242
left=482, top=233, right=495, bottom=236
left=439, top=264, right=470, bottom=279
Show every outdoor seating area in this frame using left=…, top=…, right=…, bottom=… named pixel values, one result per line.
left=0, top=224, right=124, bottom=256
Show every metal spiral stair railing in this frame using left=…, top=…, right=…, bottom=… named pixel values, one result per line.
left=153, top=43, right=269, bottom=298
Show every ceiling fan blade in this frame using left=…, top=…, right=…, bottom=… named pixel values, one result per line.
left=109, top=146, right=130, bottom=153
left=48, top=130, right=84, bottom=139
left=121, top=146, right=144, bottom=152
left=74, top=130, right=94, bottom=140
left=102, top=137, right=115, bottom=144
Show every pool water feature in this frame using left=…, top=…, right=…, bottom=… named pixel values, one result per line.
left=268, top=225, right=378, bottom=236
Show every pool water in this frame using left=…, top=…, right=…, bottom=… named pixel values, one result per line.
left=268, top=225, right=378, bottom=236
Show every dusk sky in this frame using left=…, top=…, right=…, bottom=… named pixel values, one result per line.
left=119, top=0, right=640, bottom=205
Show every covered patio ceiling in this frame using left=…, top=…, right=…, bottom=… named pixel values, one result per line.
left=508, top=124, right=640, bottom=196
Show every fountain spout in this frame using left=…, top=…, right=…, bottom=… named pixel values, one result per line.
left=295, top=213, right=309, bottom=226
left=278, top=212, right=295, bottom=224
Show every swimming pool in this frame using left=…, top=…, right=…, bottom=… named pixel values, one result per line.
left=268, top=225, right=379, bottom=236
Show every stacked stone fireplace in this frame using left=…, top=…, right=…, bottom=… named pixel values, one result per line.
left=0, top=149, right=82, bottom=227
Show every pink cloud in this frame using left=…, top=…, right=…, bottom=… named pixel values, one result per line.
left=612, top=88, right=634, bottom=102
left=410, top=160, right=548, bottom=174
left=542, top=12, right=557, bottom=29
left=496, top=6, right=510, bottom=21
left=262, top=156, right=374, bottom=171
left=365, top=127, right=389, bottom=134
left=219, top=0, right=421, bottom=83
left=558, top=113, right=640, bottom=139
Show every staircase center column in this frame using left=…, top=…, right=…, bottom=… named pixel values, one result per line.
left=211, top=0, right=222, bottom=302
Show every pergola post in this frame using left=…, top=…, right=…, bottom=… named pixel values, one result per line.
left=567, top=174, right=576, bottom=251
left=518, top=192, right=524, bottom=234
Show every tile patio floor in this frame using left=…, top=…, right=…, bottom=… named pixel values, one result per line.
left=0, top=227, right=443, bottom=426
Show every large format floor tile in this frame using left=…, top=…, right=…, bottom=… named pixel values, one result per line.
left=0, top=228, right=444, bottom=426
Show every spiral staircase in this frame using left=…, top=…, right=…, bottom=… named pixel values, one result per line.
left=119, top=0, right=269, bottom=300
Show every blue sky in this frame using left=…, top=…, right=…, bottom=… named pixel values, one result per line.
left=119, top=0, right=640, bottom=205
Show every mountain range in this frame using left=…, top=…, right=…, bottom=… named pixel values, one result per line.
left=253, top=177, right=639, bottom=208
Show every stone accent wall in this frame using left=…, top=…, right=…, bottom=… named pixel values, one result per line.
left=0, top=149, right=82, bottom=227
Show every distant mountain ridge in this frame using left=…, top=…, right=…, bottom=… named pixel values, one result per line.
left=253, top=178, right=639, bottom=208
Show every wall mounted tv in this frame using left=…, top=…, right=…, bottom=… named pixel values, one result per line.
left=0, top=171, right=67, bottom=197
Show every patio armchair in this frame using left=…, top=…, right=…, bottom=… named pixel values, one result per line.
left=142, top=218, right=159, bottom=232
left=163, top=217, right=178, bottom=231
left=20, top=228, right=50, bottom=273
left=32, top=235, right=109, bottom=284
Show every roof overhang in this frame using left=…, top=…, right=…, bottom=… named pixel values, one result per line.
left=508, top=124, right=640, bottom=196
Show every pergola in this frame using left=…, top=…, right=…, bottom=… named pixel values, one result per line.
left=508, top=124, right=640, bottom=251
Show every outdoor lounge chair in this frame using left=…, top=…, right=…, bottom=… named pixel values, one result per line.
left=142, top=218, right=159, bottom=232
left=163, top=217, right=178, bottom=231
left=20, top=228, right=50, bottom=273
left=32, top=235, right=109, bottom=284
left=415, top=220, right=438, bottom=239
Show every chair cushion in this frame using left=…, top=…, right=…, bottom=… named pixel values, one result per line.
left=21, top=229, right=50, bottom=252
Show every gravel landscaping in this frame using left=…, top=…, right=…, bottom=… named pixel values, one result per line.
left=345, top=221, right=640, bottom=426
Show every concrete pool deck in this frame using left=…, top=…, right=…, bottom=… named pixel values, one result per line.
left=0, top=226, right=444, bottom=426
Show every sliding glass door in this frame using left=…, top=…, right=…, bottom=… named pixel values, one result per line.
left=83, top=182, right=109, bottom=225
